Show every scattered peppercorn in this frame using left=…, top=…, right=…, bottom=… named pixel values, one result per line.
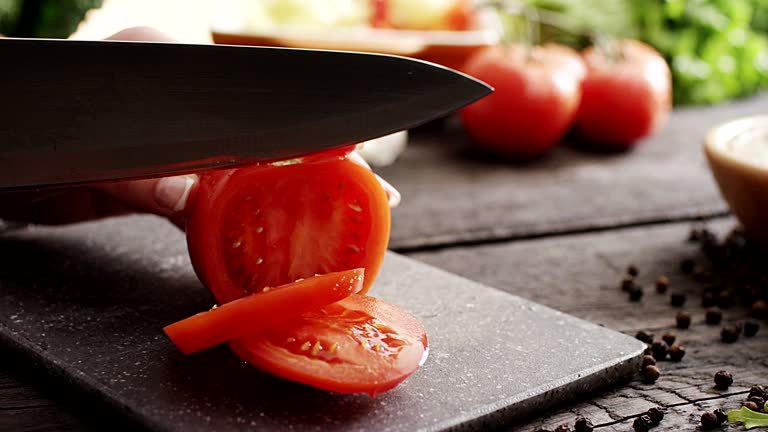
left=627, top=265, right=639, bottom=277
left=670, top=292, right=686, bottom=307
left=688, top=228, right=701, bottom=242
left=714, top=370, right=733, bottom=389
left=706, top=307, right=723, bottom=325
left=651, top=341, right=668, bottom=361
left=642, top=365, right=661, bottom=383
left=633, top=414, right=653, bottom=432
left=752, top=300, right=768, bottom=319
left=700, top=412, right=719, bottom=430
left=668, top=344, right=686, bottom=362
left=680, top=258, right=695, bottom=274
left=661, top=331, right=676, bottom=346
left=641, top=355, right=657, bottom=369
left=744, top=320, right=760, bottom=337
left=553, top=425, right=571, bottom=432
left=621, top=275, right=635, bottom=292
left=647, top=407, right=664, bottom=425
left=713, top=408, right=728, bottom=424
left=717, top=290, right=733, bottom=308
left=701, top=291, right=716, bottom=307
left=676, top=311, right=691, bottom=329
left=748, top=395, right=766, bottom=408
left=721, top=325, right=740, bottom=343
left=629, top=286, right=644, bottom=302
left=749, top=385, right=767, bottom=400
left=635, top=331, right=654, bottom=344
left=744, top=401, right=760, bottom=412
left=573, top=417, right=593, bottom=432
left=655, top=276, right=669, bottom=294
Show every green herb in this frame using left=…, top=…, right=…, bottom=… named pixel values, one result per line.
left=727, top=406, right=768, bottom=429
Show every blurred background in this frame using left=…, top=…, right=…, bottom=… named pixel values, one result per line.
left=1, top=0, right=766, bottom=106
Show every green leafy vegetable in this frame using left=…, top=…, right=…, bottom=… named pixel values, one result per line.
left=1, top=0, right=101, bottom=38
left=728, top=406, right=768, bottom=429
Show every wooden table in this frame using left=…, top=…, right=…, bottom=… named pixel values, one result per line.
left=3, top=93, right=768, bottom=431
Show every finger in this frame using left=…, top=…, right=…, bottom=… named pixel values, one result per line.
left=105, top=26, right=176, bottom=42
left=349, top=151, right=401, bottom=208
left=92, top=175, right=197, bottom=220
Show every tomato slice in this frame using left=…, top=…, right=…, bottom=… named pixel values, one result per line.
left=186, top=155, right=390, bottom=304
left=164, top=269, right=365, bottom=354
left=230, top=294, right=429, bottom=397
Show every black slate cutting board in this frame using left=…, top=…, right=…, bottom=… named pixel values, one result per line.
left=0, top=216, right=643, bottom=431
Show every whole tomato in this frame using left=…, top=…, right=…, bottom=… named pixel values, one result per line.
left=460, top=43, right=584, bottom=160
left=576, top=39, right=672, bottom=149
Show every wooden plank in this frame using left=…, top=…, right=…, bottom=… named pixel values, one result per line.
left=409, top=217, right=768, bottom=431
left=380, top=95, right=768, bottom=249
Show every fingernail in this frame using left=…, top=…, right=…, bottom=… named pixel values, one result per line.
left=376, top=174, right=401, bottom=208
left=155, top=175, right=196, bottom=212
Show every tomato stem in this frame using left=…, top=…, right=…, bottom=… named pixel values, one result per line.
left=592, top=32, right=625, bottom=64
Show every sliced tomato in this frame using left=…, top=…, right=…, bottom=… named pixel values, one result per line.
left=186, top=155, right=390, bottom=305
left=164, top=269, right=365, bottom=355
left=230, top=294, right=428, bottom=397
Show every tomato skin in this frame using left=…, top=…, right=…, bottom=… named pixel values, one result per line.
left=164, top=269, right=364, bottom=355
left=186, top=156, right=390, bottom=305
left=575, top=39, right=672, bottom=149
left=460, top=44, right=583, bottom=160
left=230, top=294, right=428, bottom=397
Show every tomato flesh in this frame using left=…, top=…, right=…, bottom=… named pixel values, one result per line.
left=230, top=294, right=429, bottom=397
left=186, top=155, right=390, bottom=305
left=164, top=269, right=364, bottom=354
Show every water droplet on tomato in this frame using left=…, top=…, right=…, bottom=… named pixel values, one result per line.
left=348, top=202, right=362, bottom=212
left=232, top=239, right=242, bottom=248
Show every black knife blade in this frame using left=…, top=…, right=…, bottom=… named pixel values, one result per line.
left=0, top=38, right=490, bottom=189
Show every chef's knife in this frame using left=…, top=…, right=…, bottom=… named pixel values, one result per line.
left=0, top=38, right=491, bottom=190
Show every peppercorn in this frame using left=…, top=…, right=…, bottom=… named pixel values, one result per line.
left=670, top=292, right=686, bottom=307
left=627, top=265, right=639, bottom=277
left=633, top=414, right=653, bottom=432
left=748, top=395, right=766, bottom=408
left=661, top=331, right=676, bottom=346
left=641, top=355, right=657, bottom=369
left=701, top=291, right=716, bottom=307
left=553, top=425, right=571, bottom=432
left=706, top=307, right=723, bottom=325
left=712, top=408, right=727, bottom=424
left=573, top=417, right=593, bottom=432
left=651, top=341, right=668, bottom=361
left=700, top=412, right=719, bottom=429
left=749, top=385, right=767, bottom=399
left=693, top=266, right=714, bottom=283
left=642, top=365, right=661, bottom=383
left=635, top=331, right=654, bottom=344
left=680, top=258, right=695, bottom=274
left=744, top=320, right=760, bottom=337
left=668, top=344, right=685, bottom=362
left=744, top=401, right=760, bottom=412
left=721, top=325, right=740, bottom=343
left=629, top=286, right=644, bottom=302
left=655, top=276, right=669, bottom=294
left=643, top=344, right=652, bottom=355
left=752, top=300, right=768, bottom=319
left=676, top=311, right=691, bottom=329
left=717, top=290, right=733, bottom=308
left=647, top=407, right=664, bottom=425
left=714, top=370, right=733, bottom=389
left=621, top=274, right=635, bottom=292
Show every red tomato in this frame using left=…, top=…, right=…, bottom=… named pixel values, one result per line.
left=186, top=156, right=390, bottom=305
left=164, top=269, right=364, bottom=354
left=230, top=294, right=429, bottom=397
left=575, top=39, right=672, bottom=149
left=460, top=43, right=583, bottom=159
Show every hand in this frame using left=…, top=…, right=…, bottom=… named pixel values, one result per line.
left=0, top=27, right=399, bottom=229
